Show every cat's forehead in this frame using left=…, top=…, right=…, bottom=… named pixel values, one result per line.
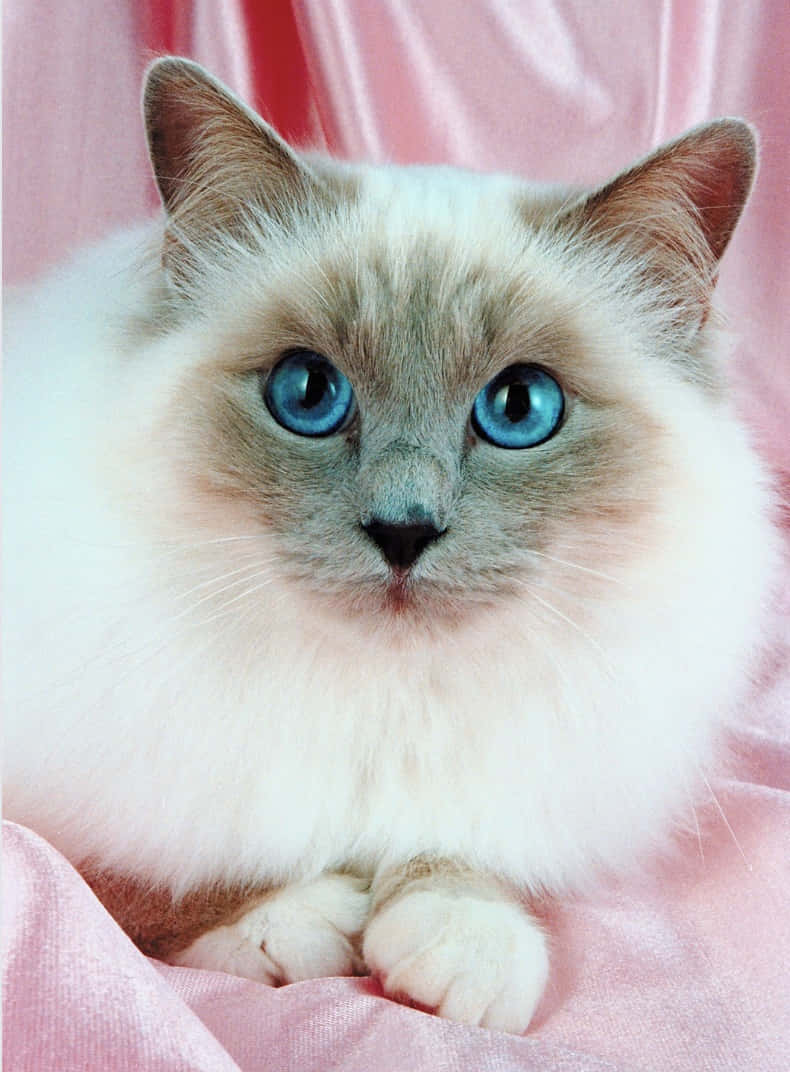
left=232, top=166, right=593, bottom=401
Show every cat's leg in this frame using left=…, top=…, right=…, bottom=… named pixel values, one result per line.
left=169, top=872, right=371, bottom=983
left=363, top=857, right=548, bottom=1033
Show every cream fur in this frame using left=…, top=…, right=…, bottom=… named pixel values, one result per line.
left=2, top=81, right=779, bottom=1032
left=4, top=207, right=776, bottom=894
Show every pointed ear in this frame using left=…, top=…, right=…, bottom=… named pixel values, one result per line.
left=558, top=119, right=756, bottom=318
left=143, top=57, right=324, bottom=261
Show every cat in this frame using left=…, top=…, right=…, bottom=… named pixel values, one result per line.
left=2, top=56, right=779, bottom=1034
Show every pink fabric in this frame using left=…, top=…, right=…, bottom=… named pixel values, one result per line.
left=3, top=1, right=789, bottom=1069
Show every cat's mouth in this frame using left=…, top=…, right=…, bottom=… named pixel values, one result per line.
left=384, top=569, right=412, bottom=613
left=377, top=566, right=479, bottom=627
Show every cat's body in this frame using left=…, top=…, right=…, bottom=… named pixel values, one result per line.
left=2, top=59, right=778, bottom=1032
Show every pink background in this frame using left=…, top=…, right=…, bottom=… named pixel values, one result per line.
left=3, top=2, right=789, bottom=1069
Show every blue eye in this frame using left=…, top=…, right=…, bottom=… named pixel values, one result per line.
left=263, top=351, right=354, bottom=437
left=471, top=364, right=564, bottom=449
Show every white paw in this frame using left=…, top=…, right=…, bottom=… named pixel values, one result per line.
left=170, top=873, right=370, bottom=985
left=363, top=888, right=548, bottom=1033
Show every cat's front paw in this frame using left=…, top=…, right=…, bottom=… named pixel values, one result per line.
left=363, top=888, right=548, bottom=1033
left=170, top=872, right=370, bottom=984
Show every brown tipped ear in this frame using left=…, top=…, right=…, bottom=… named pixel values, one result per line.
left=558, top=119, right=756, bottom=312
left=143, top=57, right=322, bottom=244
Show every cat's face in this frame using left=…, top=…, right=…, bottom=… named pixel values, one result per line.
left=174, top=195, right=664, bottom=627
left=140, top=59, right=755, bottom=632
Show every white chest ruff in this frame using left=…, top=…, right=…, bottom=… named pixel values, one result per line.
left=5, top=568, right=751, bottom=899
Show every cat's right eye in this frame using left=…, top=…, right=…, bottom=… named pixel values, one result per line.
left=262, top=351, right=354, bottom=437
left=471, top=364, right=565, bottom=449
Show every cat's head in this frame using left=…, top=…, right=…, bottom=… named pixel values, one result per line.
left=139, top=58, right=757, bottom=635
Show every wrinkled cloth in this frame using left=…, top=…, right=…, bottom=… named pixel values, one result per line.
left=3, top=1, right=789, bottom=1069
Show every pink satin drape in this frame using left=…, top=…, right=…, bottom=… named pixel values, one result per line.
left=3, top=4, right=789, bottom=1070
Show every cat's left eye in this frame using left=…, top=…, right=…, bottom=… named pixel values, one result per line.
left=471, top=364, right=564, bottom=449
left=262, top=351, right=354, bottom=437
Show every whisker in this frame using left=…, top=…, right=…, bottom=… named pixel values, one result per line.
left=192, top=574, right=280, bottom=627
left=159, top=559, right=278, bottom=622
left=689, top=795, right=705, bottom=866
left=62, top=564, right=284, bottom=728
left=53, top=558, right=279, bottom=693
left=169, top=556, right=275, bottom=602
left=513, top=578, right=617, bottom=678
left=59, top=532, right=265, bottom=553
left=523, top=548, right=624, bottom=585
left=701, top=773, right=752, bottom=872
left=525, top=587, right=606, bottom=656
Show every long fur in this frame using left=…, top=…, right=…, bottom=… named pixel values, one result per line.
left=3, top=58, right=779, bottom=1029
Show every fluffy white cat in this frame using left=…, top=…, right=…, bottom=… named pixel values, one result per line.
left=2, top=58, right=778, bottom=1033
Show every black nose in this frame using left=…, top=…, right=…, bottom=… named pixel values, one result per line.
left=363, top=519, right=443, bottom=570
